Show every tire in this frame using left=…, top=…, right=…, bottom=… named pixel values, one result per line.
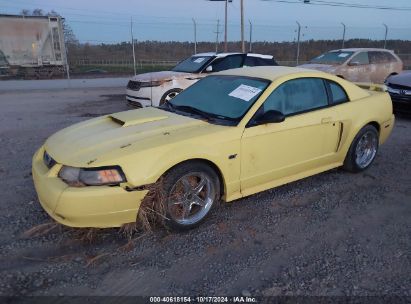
left=343, top=125, right=379, bottom=173
left=159, top=88, right=182, bottom=105
left=162, top=161, right=220, bottom=231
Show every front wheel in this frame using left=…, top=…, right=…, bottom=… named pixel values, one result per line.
left=163, top=162, right=220, bottom=231
left=160, top=88, right=182, bottom=105
left=343, top=125, right=379, bottom=173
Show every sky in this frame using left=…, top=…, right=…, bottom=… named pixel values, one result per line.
left=0, top=0, right=410, bottom=43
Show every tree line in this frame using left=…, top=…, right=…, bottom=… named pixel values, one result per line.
left=67, top=39, right=411, bottom=64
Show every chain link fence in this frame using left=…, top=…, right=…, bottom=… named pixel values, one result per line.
left=68, top=40, right=411, bottom=77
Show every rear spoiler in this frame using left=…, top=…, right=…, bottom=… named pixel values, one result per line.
left=355, top=82, right=387, bottom=93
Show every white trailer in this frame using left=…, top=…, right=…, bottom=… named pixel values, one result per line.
left=0, top=14, right=67, bottom=78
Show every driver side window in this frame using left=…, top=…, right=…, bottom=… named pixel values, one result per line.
left=261, top=78, right=328, bottom=116
left=349, top=52, right=369, bottom=65
left=211, top=55, right=244, bottom=72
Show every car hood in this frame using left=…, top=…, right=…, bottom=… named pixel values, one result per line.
left=298, top=63, right=337, bottom=73
left=386, top=71, right=411, bottom=88
left=131, top=71, right=193, bottom=82
left=45, top=107, right=212, bottom=167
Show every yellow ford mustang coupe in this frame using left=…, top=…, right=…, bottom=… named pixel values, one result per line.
left=32, top=67, right=394, bottom=230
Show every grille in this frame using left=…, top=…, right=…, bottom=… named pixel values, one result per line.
left=43, top=151, right=56, bottom=169
left=127, top=80, right=141, bottom=91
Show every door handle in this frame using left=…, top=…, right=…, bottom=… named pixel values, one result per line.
left=321, top=117, right=332, bottom=124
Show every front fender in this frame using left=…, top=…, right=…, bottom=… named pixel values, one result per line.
left=117, top=130, right=242, bottom=201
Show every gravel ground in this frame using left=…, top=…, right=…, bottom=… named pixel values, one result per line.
left=0, top=87, right=410, bottom=297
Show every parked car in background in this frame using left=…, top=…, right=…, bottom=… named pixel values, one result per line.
left=299, top=48, right=403, bottom=84
left=126, top=52, right=278, bottom=107
left=34, top=66, right=394, bottom=230
left=385, top=71, right=411, bottom=114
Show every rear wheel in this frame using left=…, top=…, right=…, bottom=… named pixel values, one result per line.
left=163, top=162, right=220, bottom=231
left=343, top=125, right=379, bottom=172
left=160, top=88, right=182, bottom=105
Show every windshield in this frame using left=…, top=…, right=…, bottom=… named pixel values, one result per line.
left=310, top=51, right=354, bottom=64
left=172, top=55, right=214, bottom=73
left=167, top=75, right=270, bottom=125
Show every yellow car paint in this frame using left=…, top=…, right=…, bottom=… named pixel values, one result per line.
left=32, top=66, right=394, bottom=228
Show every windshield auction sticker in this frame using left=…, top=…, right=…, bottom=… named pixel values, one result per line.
left=338, top=53, right=350, bottom=58
left=193, top=57, right=205, bottom=63
left=229, top=84, right=262, bottom=102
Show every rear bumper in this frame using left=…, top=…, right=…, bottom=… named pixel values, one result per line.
left=32, top=147, right=148, bottom=228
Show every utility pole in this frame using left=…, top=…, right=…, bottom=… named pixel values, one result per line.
left=224, top=0, right=228, bottom=52
left=296, top=21, right=301, bottom=66
left=341, top=22, right=346, bottom=49
left=249, top=19, right=253, bottom=52
left=383, top=23, right=388, bottom=49
left=208, top=0, right=230, bottom=51
left=192, top=18, right=197, bottom=54
left=214, top=19, right=221, bottom=53
left=130, top=17, right=137, bottom=76
left=240, top=0, right=245, bottom=52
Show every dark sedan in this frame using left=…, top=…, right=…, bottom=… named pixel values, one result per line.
left=385, top=71, right=411, bottom=114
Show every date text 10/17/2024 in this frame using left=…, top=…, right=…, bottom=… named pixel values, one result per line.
left=149, top=296, right=258, bottom=303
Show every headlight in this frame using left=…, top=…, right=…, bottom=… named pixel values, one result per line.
left=58, top=166, right=126, bottom=187
left=140, top=80, right=170, bottom=87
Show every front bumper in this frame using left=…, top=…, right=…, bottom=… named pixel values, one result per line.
left=389, top=93, right=411, bottom=114
left=32, top=147, right=148, bottom=228
left=126, top=88, right=152, bottom=108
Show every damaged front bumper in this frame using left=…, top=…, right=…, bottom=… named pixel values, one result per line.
left=32, top=147, right=148, bottom=228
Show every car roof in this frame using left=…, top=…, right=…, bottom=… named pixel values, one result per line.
left=216, top=66, right=323, bottom=81
left=329, top=48, right=395, bottom=53
left=194, top=52, right=273, bottom=59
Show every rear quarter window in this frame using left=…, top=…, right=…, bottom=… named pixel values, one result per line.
left=369, top=51, right=398, bottom=64
left=327, top=81, right=349, bottom=104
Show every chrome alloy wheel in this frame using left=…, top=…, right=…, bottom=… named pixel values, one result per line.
left=164, top=91, right=179, bottom=103
left=355, top=130, right=378, bottom=169
left=168, top=172, right=216, bottom=225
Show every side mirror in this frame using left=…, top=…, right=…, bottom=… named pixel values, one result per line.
left=205, top=65, right=213, bottom=73
left=255, top=110, right=285, bottom=125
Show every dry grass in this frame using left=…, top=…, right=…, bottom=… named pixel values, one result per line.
left=71, top=228, right=104, bottom=244
left=133, top=178, right=169, bottom=233
left=21, top=222, right=59, bottom=238
left=85, top=252, right=111, bottom=267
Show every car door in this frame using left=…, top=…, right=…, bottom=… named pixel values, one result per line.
left=345, top=51, right=372, bottom=82
left=240, top=77, right=341, bottom=195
